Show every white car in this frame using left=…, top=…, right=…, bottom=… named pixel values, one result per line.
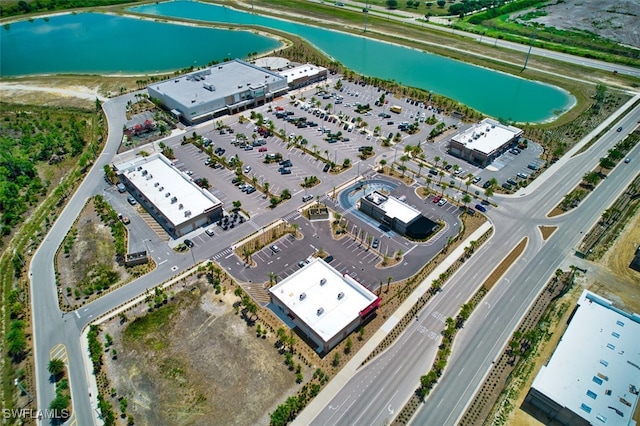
left=243, top=165, right=252, bottom=174
left=437, top=198, right=447, bottom=206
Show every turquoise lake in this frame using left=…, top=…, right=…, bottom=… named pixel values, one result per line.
left=0, top=13, right=280, bottom=76
left=1, top=1, right=574, bottom=122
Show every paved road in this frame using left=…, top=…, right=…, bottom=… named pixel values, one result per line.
left=25, top=19, right=640, bottom=425
left=296, top=98, right=640, bottom=425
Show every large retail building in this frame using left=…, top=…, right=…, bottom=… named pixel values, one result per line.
left=115, top=153, right=223, bottom=237
left=147, top=59, right=289, bottom=124
left=269, top=258, right=380, bottom=354
left=523, top=290, right=640, bottom=426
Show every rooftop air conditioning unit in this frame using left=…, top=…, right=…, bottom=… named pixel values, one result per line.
left=165, top=192, right=170, bottom=197
left=317, top=307, right=324, bottom=316
left=179, top=204, right=183, bottom=210
left=337, top=292, right=344, bottom=300
left=142, top=169, right=148, bottom=176
left=159, top=186, right=164, bottom=191
left=154, top=182, right=160, bottom=187
left=184, top=210, right=191, bottom=217
left=299, top=293, right=306, bottom=300
left=320, top=278, right=327, bottom=286
left=171, top=197, right=177, bottom=203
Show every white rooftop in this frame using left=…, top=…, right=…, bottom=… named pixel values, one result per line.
left=451, top=118, right=522, bottom=155
left=364, top=191, right=420, bottom=224
left=117, top=153, right=221, bottom=227
left=269, top=258, right=378, bottom=344
left=278, top=63, right=327, bottom=84
left=148, top=59, right=286, bottom=106
left=531, top=290, right=640, bottom=425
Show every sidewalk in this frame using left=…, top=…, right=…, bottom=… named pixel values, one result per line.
left=293, top=221, right=493, bottom=425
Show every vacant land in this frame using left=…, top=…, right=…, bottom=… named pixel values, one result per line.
left=103, top=278, right=299, bottom=426
left=519, top=0, right=640, bottom=48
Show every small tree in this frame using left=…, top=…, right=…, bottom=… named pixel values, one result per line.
left=48, top=358, right=65, bottom=377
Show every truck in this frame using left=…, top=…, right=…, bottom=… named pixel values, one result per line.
left=390, top=105, right=402, bottom=114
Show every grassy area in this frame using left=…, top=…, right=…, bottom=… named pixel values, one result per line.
left=123, top=303, right=176, bottom=342
left=0, top=102, right=105, bottom=416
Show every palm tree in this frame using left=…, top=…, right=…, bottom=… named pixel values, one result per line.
left=48, top=358, right=65, bottom=377
left=462, top=194, right=472, bottom=211
left=489, top=177, right=498, bottom=188
left=441, top=182, right=448, bottom=196
left=268, top=272, right=277, bottom=286
left=263, top=181, right=270, bottom=197
left=379, top=159, right=387, bottom=172
left=438, top=171, right=445, bottom=185
left=426, top=177, right=433, bottom=191
left=434, top=156, right=441, bottom=169
left=484, top=187, right=494, bottom=201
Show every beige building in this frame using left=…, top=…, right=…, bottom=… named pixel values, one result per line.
left=115, top=153, right=223, bottom=237
left=448, top=118, right=522, bottom=167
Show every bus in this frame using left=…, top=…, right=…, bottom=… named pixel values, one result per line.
left=390, top=105, right=402, bottom=114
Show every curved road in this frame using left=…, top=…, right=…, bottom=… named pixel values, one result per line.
left=26, top=13, right=640, bottom=425
left=296, top=97, right=640, bottom=425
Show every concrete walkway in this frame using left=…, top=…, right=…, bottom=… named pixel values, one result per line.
left=293, top=221, right=493, bottom=425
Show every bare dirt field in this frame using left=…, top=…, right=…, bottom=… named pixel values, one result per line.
left=519, top=0, right=640, bottom=48
left=103, top=279, right=299, bottom=426
left=590, top=209, right=640, bottom=313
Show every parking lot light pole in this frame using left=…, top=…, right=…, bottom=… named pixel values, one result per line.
left=190, top=245, right=196, bottom=266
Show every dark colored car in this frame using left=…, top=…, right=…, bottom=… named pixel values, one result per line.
left=324, top=255, right=334, bottom=263
left=184, top=239, right=194, bottom=248
left=323, top=163, right=331, bottom=172
left=475, top=204, right=487, bottom=212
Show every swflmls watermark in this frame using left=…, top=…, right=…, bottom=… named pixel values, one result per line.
left=2, top=409, right=70, bottom=420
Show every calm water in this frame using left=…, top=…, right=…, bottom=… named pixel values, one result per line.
left=130, top=1, right=574, bottom=123
left=0, top=13, right=280, bottom=76
left=1, top=2, right=573, bottom=122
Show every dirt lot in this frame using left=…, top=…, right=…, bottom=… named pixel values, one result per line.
left=103, top=279, right=299, bottom=426
left=519, top=0, right=640, bottom=48
left=590, top=209, right=640, bottom=313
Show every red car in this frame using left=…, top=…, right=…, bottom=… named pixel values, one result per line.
left=432, top=196, right=441, bottom=203
left=258, top=146, right=268, bottom=152
left=275, top=106, right=284, bottom=111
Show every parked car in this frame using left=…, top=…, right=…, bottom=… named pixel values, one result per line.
left=483, top=181, right=492, bottom=189
left=280, top=168, right=292, bottom=175
left=472, top=176, right=481, bottom=183
left=117, top=183, right=126, bottom=193
left=475, top=204, right=487, bottom=212
left=323, top=163, right=331, bottom=172
left=127, top=196, right=137, bottom=205
left=246, top=186, right=256, bottom=194
left=302, top=194, right=313, bottom=202
left=372, top=238, right=379, bottom=249
left=270, top=244, right=280, bottom=253
left=205, top=228, right=215, bottom=236
left=184, top=239, right=194, bottom=248
left=517, top=172, right=528, bottom=179
left=243, top=165, right=252, bottom=174
left=432, top=196, right=441, bottom=203
left=437, top=198, right=447, bottom=206
left=324, top=255, right=334, bottom=263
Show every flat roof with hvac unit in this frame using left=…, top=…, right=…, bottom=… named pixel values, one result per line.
left=147, top=59, right=288, bottom=124
left=269, top=258, right=380, bottom=353
left=449, top=118, right=522, bottom=167
left=115, top=153, right=223, bottom=237
left=278, top=63, right=327, bottom=84
left=524, top=290, right=640, bottom=426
